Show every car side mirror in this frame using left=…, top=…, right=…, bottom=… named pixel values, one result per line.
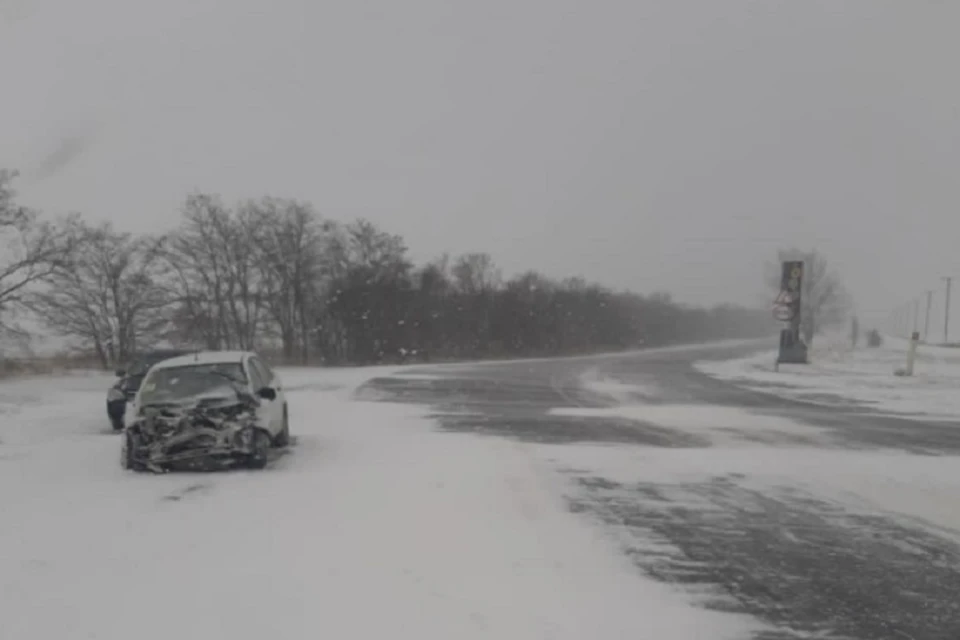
left=115, top=369, right=125, bottom=377
left=256, top=387, right=277, bottom=401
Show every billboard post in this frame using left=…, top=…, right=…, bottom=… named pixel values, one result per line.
left=774, top=260, right=809, bottom=365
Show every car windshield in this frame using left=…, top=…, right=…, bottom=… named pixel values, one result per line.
left=138, top=363, right=247, bottom=406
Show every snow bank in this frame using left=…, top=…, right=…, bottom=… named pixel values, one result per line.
left=695, top=334, right=960, bottom=420
left=563, top=366, right=824, bottom=446
left=578, top=367, right=661, bottom=402
left=551, top=404, right=824, bottom=446
left=0, top=364, right=755, bottom=639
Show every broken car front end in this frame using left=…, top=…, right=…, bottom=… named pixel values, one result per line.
left=123, top=394, right=271, bottom=473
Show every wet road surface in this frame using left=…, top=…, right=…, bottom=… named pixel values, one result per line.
left=359, top=343, right=960, bottom=640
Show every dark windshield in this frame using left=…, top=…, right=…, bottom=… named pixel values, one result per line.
left=139, top=363, right=247, bottom=405
left=128, top=360, right=157, bottom=376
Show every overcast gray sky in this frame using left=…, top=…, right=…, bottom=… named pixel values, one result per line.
left=2, top=0, right=959, bottom=327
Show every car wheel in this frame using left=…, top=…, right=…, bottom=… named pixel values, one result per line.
left=273, top=407, right=290, bottom=447
left=247, top=429, right=272, bottom=469
left=121, top=430, right=145, bottom=472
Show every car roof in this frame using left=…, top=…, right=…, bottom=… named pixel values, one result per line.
left=149, top=351, right=253, bottom=371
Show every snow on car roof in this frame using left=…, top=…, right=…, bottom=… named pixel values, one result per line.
left=149, top=351, right=251, bottom=370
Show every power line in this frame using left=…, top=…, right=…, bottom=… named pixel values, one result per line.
left=893, top=277, right=955, bottom=344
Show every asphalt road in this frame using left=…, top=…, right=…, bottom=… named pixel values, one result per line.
left=359, top=342, right=960, bottom=640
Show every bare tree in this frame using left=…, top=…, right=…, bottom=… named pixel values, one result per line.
left=449, top=253, right=501, bottom=355
left=29, top=220, right=170, bottom=367
left=0, top=170, right=75, bottom=344
left=319, top=220, right=413, bottom=363
left=326, top=219, right=409, bottom=278
left=451, top=252, right=501, bottom=296
left=767, top=248, right=850, bottom=345
left=164, top=195, right=230, bottom=348
left=241, top=197, right=331, bottom=362
left=409, top=255, right=452, bottom=358
left=165, top=193, right=265, bottom=350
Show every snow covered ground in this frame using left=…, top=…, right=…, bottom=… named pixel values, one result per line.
left=0, top=364, right=755, bottom=640
left=634, top=337, right=960, bottom=540
left=695, top=334, right=960, bottom=421
left=554, top=365, right=960, bottom=575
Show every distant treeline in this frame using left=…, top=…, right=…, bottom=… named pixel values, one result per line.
left=1, top=170, right=774, bottom=367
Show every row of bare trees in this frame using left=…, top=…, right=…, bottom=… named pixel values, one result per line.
left=1, top=169, right=778, bottom=367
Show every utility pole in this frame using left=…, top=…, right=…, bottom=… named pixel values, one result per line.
left=944, top=276, right=953, bottom=345
left=924, top=290, right=933, bottom=342
left=913, top=298, right=920, bottom=334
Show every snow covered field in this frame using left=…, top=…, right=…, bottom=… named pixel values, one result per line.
left=695, top=335, right=960, bottom=421
left=7, top=340, right=957, bottom=639
left=0, top=365, right=755, bottom=640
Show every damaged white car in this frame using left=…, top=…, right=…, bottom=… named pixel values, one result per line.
left=121, top=351, right=290, bottom=473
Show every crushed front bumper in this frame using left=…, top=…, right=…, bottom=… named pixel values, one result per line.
left=135, top=425, right=261, bottom=472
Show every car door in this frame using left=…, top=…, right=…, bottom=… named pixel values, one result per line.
left=249, top=356, right=283, bottom=433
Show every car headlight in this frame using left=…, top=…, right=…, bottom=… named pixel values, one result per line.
left=107, top=387, right=126, bottom=401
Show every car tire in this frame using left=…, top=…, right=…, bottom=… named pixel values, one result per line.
left=121, top=430, right=146, bottom=472
left=247, top=429, right=272, bottom=469
left=273, top=406, right=290, bottom=447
